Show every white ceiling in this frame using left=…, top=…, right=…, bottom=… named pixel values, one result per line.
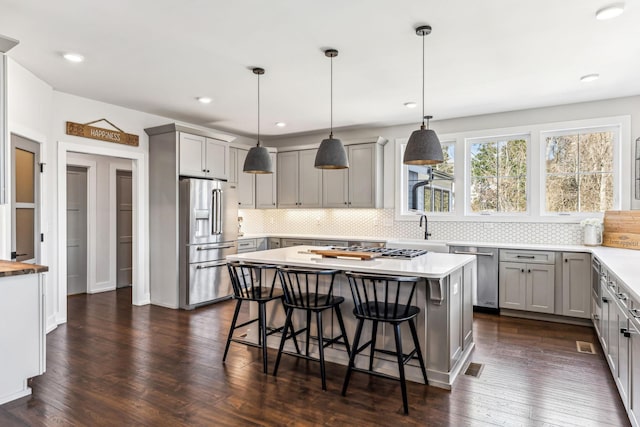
left=1, top=0, right=639, bottom=139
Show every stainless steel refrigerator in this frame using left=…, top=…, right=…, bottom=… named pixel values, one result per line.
left=179, top=178, right=238, bottom=309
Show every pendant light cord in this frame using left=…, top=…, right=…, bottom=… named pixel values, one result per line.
left=330, top=54, right=333, bottom=138
left=421, top=32, right=425, bottom=129
left=257, top=72, right=261, bottom=147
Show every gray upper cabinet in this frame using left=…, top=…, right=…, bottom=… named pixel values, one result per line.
left=179, top=132, right=229, bottom=180
left=234, top=148, right=255, bottom=208
left=322, top=142, right=383, bottom=208
left=277, top=149, right=322, bottom=208
left=256, top=152, right=277, bottom=208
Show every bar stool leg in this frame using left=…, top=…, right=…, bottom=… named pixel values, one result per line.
left=342, top=317, right=364, bottom=396
left=259, top=302, right=269, bottom=374
left=334, top=306, right=351, bottom=357
left=273, top=307, right=294, bottom=377
left=223, top=299, right=242, bottom=362
left=369, top=320, right=378, bottom=371
left=305, top=310, right=312, bottom=357
left=316, top=311, right=327, bottom=391
left=393, top=323, right=409, bottom=415
left=280, top=297, right=301, bottom=354
left=408, top=318, right=428, bottom=384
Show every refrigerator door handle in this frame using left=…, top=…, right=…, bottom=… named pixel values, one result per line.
left=211, top=189, right=220, bottom=235
left=196, top=245, right=235, bottom=251
left=209, top=189, right=215, bottom=235
left=217, top=189, right=223, bottom=234
left=196, top=261, right=227, bottom=270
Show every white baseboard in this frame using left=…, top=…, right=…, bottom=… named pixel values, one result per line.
left=88, top=281, right=115, bottom=294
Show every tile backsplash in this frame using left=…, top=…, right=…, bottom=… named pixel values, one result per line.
left=239, top=209, right=584, bottom=245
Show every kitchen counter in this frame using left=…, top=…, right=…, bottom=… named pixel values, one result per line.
left=0, top=260, right=48, bottom=277
left=228, top=246, right=476, bottom=390
left=0, top=262, right=47, bottom=405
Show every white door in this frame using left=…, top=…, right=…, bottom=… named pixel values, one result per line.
left=116, top=170, right=133, bottom=288
left=11, top=134, right=40, bottom=263
left=66, top=166, right=88, bottom=295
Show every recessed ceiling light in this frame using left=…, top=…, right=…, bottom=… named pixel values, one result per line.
left=197, top=97, right=212, bottom=104
left=275, top=122, right=286, bottom=127
left=595, top=3, right=625, bottom=20
left=580, top=73, right=600, bottom=83
left=404, top=102, right=417, bottom=109
left=63, top=53, right=84, bottom=63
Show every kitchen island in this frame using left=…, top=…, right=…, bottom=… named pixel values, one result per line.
left=227, top=246, right=476, bottom=389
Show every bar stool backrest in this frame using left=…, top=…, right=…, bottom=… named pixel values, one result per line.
left=277, top=267, right=340, bottom=309
left=227, top=262, right=278, bottom=300
left=345, top=272, right=420, bottom=320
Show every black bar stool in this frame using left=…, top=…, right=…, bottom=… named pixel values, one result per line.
left=273, top=267, right=351, bottom=391
left=224, top=261, right=298, bottom=374
left=342, top=272, right=428, bottom=415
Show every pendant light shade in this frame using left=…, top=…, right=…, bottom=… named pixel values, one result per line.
left=403, top=25, right=443, bottom=166
left=243, top=67, right=273, bottom=174
left=314, top=49, right=349, bottom=169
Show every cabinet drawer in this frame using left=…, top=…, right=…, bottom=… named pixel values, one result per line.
left=500, top=249, right=555, bottom=264
left=281, top=238, right=314, bottom=248
left=237, top=239, right=257, bottom=253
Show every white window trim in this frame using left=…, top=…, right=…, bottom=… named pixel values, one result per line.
left=539, top=119, right=627, bottom=218
left=395, top=115, right=632, bottom=223
left=465, top=132, right=531, bottom=217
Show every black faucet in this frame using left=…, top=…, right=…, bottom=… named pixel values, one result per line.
left=419, top=215, right=431, bottom=240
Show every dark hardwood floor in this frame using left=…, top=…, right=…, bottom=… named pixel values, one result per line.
left=0, top=288, right=630, bottom=426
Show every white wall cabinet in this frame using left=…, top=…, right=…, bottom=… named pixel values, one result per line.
left=562, top=252, right=591, bottom=319
left=277, top=149, right=322, bottom=208
left=179, top=132, right=229, bottom=180
left=233, top=148, right=255, bottom=208
left=322, top=142, right=383, bottom=208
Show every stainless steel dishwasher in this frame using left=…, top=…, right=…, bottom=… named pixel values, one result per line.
left=449, top=246, right=499, bottom=312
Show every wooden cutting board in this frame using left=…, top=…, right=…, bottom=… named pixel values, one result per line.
left=602, top=210, right=640, bottom=250
left=309, top=249, right=381, bottom=260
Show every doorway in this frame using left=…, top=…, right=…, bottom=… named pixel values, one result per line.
left=66, top=166, right=88, bottom=295
left=116, top=170, right=132, bottom=288
left=11, top=134, right=40, bottom=263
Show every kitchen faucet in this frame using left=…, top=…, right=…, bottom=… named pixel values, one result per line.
left=419, top=215, right=431, bottom=240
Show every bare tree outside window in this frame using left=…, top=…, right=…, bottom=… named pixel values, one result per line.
left=470, top=136, right=528, bottom=213
left=545, top=130, right=614, bottom=213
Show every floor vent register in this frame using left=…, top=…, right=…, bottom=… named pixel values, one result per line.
left=576, top=341, right=596, bottom=354
left=464, top=362, right=484, bottom=378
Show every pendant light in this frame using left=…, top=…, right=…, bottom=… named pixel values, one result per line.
left=243, top=67, right=273, bottom=174
left=403, top=25, right=444, bottom=166
left=314, top=49, right=349, bottom=169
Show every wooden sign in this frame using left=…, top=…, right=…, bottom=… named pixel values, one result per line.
left=66, top=119, right=139, bottom=146
left=602, top=210, right=640, bottom=250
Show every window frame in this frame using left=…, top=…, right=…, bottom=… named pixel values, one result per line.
left=539, top=123, right=622, bottom=217
left=465, top=133, right=531, bottom=217
left=394, top=115, right=631, bottom=223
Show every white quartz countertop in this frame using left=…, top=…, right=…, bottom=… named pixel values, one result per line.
left=227, top=245, right=475, bottom=279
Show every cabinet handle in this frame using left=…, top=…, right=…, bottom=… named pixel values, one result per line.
left=616, top=293, right=628, bottom=301
left=602, top=297, right=609, bottom=304
left=593, top=314, right=599, bottom=321
left=621, top=328, right=632, bottom=338
left=344, top=202, right=348, bottom=205
left=521, top=269, right=524, bottom=273
left=528, top=269, right=531, bottom=273
left=564, top=258, right=568, bottom=263
left=516, top=255, right=535, bottom=259
left=608, top=280, right=615, bottom=288
left=630, top=308, right=640, bottom=319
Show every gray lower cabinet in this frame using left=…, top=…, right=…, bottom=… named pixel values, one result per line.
left=630, top=315, right=640, bottom=426
left=499, top=261, right=554, bottom=314
left=281, top=238, right=314, bottom=248
left=268, top=238, right=281, bottom=249
left=237, top=238, right=267, bottom=254
left=562, top=252, right=591, bottom=318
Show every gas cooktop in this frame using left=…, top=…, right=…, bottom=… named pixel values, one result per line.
left=331, top=246, right=428, bottom=259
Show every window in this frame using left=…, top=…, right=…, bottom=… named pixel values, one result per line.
left=544, top=127, right=616, bottom=213
left=468, top=135, right=528, bottom=214
left=406, top=142, right=454, bottom=213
